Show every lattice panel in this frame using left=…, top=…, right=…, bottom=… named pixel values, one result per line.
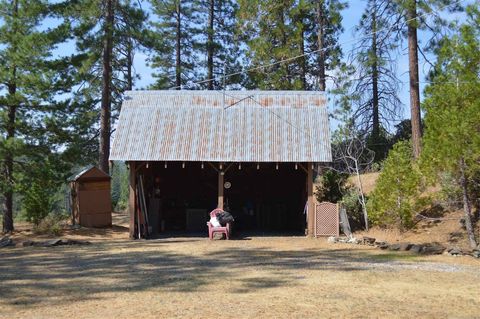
left=315, top=202, right=339, bottom=237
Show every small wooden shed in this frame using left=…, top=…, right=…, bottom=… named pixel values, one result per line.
left=69, top=166, right=112, bottom=227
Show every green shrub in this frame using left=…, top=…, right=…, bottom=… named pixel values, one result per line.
left=20, top=159, right=61, bottom=226
left=370, top=161, right=383, bottom=172
left=23, top=182, right=55, bottom=226
left=33, top=214, right=64, bottom=236
left=315, top=170, right=367, bottom=230
left=436, top=172, right=462, bottom=210
left=315, top=170, right=348, bottom=203
left=340, top=188, right=366, bottom=230
left=111, top=162, right=129, bottom=211
left=367, top=141, right=421, bottom=230
left=116, top=199, right=128, bottom=212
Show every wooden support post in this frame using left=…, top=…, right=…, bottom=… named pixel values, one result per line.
left=128, top=161, right=137, bottom=239
left=307, top=162, right=315, bottom=237
left=218, top=170, right=224, bottom=209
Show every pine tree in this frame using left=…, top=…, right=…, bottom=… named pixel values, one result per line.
left=238, top=0, right=303, bottom=89
left=238, top=0, right=346, bottom=90
left=69, top=0, right=150, bottom=173
left=149, top=0, right=201, bottom=89
left=198, top=0, right=241, bottom=89
left=349, top=0, right=402, bottom=160
left=99, top=0, right=114, bottom=174
left=0, top=0, right=73, bottom=232
left=309, top=0, right=347, bottom=91
left=368, top=141, right=421, bottom=229
left=394, top=0, right=464, bottom=159
left=421, top=5, right=480, bottom=248
left=406, top=0, right=422, bottom=159
left=110, top=161, right=129, bottom=210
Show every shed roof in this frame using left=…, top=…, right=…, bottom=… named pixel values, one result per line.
left=68, top=166, right=110, bottom=182
left=110, top=90, right=332, bottom=163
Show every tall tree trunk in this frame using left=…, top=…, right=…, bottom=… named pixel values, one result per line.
left=317, top=0, right=326, bottom=91
left=3, top=83, right=16, bottom=233
left=459, top=158, right=477, bottom=249
left=126, top=39, right=133, bottom=91
left=407, top=2, right=422, bottom=159
left=175, top=0, right=181, bottom=90
left=99, top=0, right=114, bottom=174
left=279, top=8, right=290, bottom=86
left=300, top=23, right=307, bottom=89
left=207, top=0, right=214, bottom=90
left=3, top=0, right=19, bottom=233
left=371, top=2, right=380, bottom=140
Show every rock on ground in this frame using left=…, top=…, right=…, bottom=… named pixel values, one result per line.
left=21, top=239, right=91, bottom=247
left=448, top=248, right=462, bottom=256
left=0, top=236, right=13, bottom=248
left=421, top=243, right=446, bottom=255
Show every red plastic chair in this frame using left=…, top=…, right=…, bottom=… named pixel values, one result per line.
left=207, top=208, right=231, bottom=240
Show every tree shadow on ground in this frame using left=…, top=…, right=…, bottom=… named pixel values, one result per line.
left=148, top=230, right=303, bottom=239
left=0, top=239, right=425, bottom=307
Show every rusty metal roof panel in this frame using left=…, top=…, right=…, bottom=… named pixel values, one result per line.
left=110, top=90, right=331, bottom=162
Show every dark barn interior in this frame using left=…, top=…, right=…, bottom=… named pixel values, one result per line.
left=223, top=163, right=306, bottom=233
left=137, top=162, right=307, bottom=235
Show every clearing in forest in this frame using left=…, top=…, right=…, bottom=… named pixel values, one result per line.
left=0, top=235, right=479, bottom=319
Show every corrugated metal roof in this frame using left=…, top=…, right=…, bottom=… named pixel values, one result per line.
left=110, top=90, right=332, bottom=162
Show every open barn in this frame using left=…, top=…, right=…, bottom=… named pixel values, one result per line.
left=109, top=90, right=331, bottom=239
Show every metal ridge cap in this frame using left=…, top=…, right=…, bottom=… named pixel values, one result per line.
left=121, top=104, right=327, bottom=109
left=123, top=90, right=327, bottom=96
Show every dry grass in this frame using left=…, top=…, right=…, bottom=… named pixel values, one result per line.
left=346, top=172, right=379, bottom=195
left=1, top=223, right=479, bottom=319
left=339, top=172, right=479, bottom=251
left=9, top=212, right=130, bottom=243
left=355, top=210, right=480, bottom=252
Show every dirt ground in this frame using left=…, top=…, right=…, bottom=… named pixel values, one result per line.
left=356, top=210, right=480, bottom=252
left=1, top=213, right=480, bottom=319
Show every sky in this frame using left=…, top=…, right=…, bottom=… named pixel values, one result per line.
left=129, top=0, right=473, bottom=133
